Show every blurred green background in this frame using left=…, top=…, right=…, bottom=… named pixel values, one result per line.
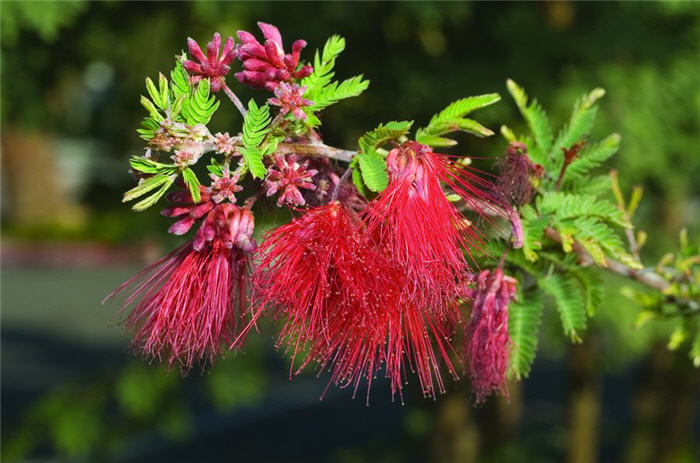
left=1, top=2, right=699, bottom=462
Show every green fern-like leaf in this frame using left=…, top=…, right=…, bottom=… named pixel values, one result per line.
left=537, top=192, right=628, bottom=227
left=240, top=100, right=272, bottom=179
left=564, top=133, right=620, bottom=181
left=356, top=150, right=388, bottom=192
left=508, top=288, right=543, bottom=380
left=308, top=75, right=369, bottom=112
left=302, top=35, right=345, bottom=95
left=564, top=174, right=613, bottom=196
left=181, top=167, right=201, bottom=203
left=182, top=78, right=219, bottom=126
left=416, top=94, right=500, bottom=146
left=506, top=79, right=553, bottom=166
left=539, top=273, right=587, bottom=341
left=520, top=205, right=549, bottom=261
left=358, top=121, right=413, bottom=153
left=550, top=88, right=605, bottom=170
left=570, top=267, right=604, bottom=316
left=170, top=58, right=191, bottom=98
left=122, top=172, right=177, bottom=211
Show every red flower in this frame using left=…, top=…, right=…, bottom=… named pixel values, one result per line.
left=464, top=268, right=516, bottom=403
left=250, top=202, right=458, bottom=402
left=363, top=141, right=493, bottom=312
left=268, top=83, right=313, bottom=120
left=184, top=33, right=236, bottom=93
left=103, top=204, right=257, bottom=371
left=235, top=22, right=313, bottom=90
left=264, top=154, right=317, bottom=207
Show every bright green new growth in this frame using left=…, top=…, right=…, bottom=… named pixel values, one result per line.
left=416, top=94, right=501, bottom=147
left=353, top=121, right=414, bottom=193
left=301, top=35, right=369, bottom=126
left=240, top=100, right=273, bottom=179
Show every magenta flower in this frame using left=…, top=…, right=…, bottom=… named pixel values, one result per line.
left=464, top=268, right=517, bottom=403
left=184, top=33, right=236, bottom=93
left=268, top=83, right=313, bottom=120
left=209, top=168, right=243, bottom=204
left=264, top=155, right=317, bottom=207
left=235, top=22, right=313, bottom=90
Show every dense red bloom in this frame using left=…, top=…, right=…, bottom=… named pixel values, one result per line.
left=103, top=204, right=256, bottom=371
left=235, top=22, right=313, bottom=90
left=264, top=154, right=318, bottom=206
left=184, top=33, right=236, bottom=92
left=268, top=83, right=313, bottom=120
left=363, top=141, right=494, bottom=311
left=464, top=268, right=516, bottom=403
left=496, top=141, right=543, bottom=207
left=250, top=202, right=458, bottom=402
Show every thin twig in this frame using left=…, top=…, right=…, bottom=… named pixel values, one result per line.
left=276, top=142, right=356, bottom=163
left=222, top=84, right=247, bottom=117
left=331, top=167, right=353, bottom=201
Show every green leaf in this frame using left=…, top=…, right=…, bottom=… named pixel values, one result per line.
left=539, top=273, right=587, bottom=341
left=416, top=94, right=500, bottom=146
left=181, top=167, right=201, bottom=203
left=506, top=79, right=553, bottom=166
left=129, top=156, right=175, bottom=174
left=357, top=150, right=388, bottom=192
left=508, top=287, right=543, bottom=380
left=170, top=58, right=191, bottom=98
left=564, top=133, right=620, bottom=181
left=537, top=192, right=628, bottom=227
left=302, top=35, right=345, bottom=96
left=140, top=95, right=164, bottom=121
left=145, top=77, right=164, bottom=109
left=690, top=330, right=700, bottom=367
left=358, top=120, right=413, bottom=153
left=240, top=99, right=272, bottom=179
left=570, top=267, right=604, bottom=316
left=351, top=165, right=370, bottom=197
left=123, top=173, right=177, bottom=211
left=520, top=204, right=549, bottom=261
left=550, top=88, right=605, bottom=170
left=207, top=157, right=224, bottom=177
left=307, top=75, right=369, bottom=112
left=182, top=78, right=219, bottom=126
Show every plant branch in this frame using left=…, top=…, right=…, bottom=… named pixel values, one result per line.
left=222, top=84, right=247, bottom=117
left=275, top=142, right=356, bottom=163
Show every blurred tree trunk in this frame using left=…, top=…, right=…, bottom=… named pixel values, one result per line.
left=431, top=390, right=479, bottom=463
left=621, top=344, right=699, bottom=463
left=567, top=336, right=602, bottom=463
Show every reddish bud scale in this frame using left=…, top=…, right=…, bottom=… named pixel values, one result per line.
left=464, top=268, right=517, bottom=403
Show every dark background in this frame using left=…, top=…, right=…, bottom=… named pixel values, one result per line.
left=2, top=2, right=699, bottom=462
